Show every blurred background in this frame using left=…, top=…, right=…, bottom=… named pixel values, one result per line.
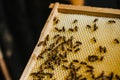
left=0, top=0, right=119, bottom=79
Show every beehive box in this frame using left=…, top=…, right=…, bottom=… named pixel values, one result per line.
left=20, top=3, right=120, bottom=80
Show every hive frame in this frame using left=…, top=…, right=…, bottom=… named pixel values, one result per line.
left=20, top=2, right=120, bottom=80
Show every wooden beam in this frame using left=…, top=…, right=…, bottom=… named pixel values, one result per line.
left=49, top=3, right=120, bottom=18
left=0, top=48, right=11, bottom=80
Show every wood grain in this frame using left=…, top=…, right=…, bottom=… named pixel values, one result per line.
left=49, top=3, right=120, bottom=18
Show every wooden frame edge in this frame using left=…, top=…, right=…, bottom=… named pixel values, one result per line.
left=49, top=3, right=120, bottom=18
left=0, top=48, right=11, bottom=80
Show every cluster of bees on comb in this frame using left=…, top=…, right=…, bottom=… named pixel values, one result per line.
left=30, top=15, right=120, bottom=80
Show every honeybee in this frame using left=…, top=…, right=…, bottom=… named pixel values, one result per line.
left=114, top=39, right=119, bottom=44
left=73, top=19, right=78, bottom=23
left=74, top=48, right=80, bottom=52
left=93, top=23, right=98, bottom=31
left=91, top=37, right=96, bottom=43
left=73, top=60, right=79, bottom=63
left=108, top=20, right=116, bottom=23
left=93, top=18, right=98, bottom=22
left=86, top=25, right=91, bottom=28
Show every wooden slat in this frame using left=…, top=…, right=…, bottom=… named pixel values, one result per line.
left=0, top=49, right=11, bottom=80
left=49, top=3, right=120, bottom=18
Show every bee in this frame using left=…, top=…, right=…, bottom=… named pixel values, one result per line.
left=73, top=60, right=79, bottom=63
left=62, top=60, right=68, bottom=62
left=62, top=65, right=68, bottom=69
left=45, top=73, right=53, bottom=78
left=76, top=75, right=82, bottom=79
left=69, top=62, right=74, bottom=69
left=54, top=27, right=59, bottom=31
left=51, top=54, right=57, bottom=60
left=100, top=56, right=104, bottom=61
left=69, top=41, right=73, bottom=48
left=99, top=46, right=107, bottom=53
left=57, top=59, right=61, bottom=66
left=99, top=46, right=103, bottom=53
left=109, top=72, right=114, bottom=79
left=115, top=74, right=120, bottom=79
left=56, top=36, right=62, bottom=44
left=43, top=41, right=47, bottom=46
left=73, top=44, right=79, bottom=49
left=54, top=19, right=60, bottom=24
left=48, top=43, right=55, bottom=51
left=70, top=36, right=73, bottom=40
left=30, top=72, right=38, bottom=76
left=37, top=55, right=43, bottom=59
left=80, top=62, right=87, bottom=65
left=53, top=17, right=58, bottom=25
left=55, top=58, right=61, bottom=66
left=53, top=17, right=57, bottom=21
left=73, top=19, right=78, bottom=23
left=91, top=74, right=95, bottom=79
left=37, top=41, right=44, bottom=46
left=44, top=60, right=51, bottom=66
left=93, top=18, right=98, bottom=23
left=44, top=65, right=54, bottom=70
left=93, top=23, right=98, bottom=31
left=61, top=44, right=65, bottom=51
left=40, top=49, right=47, bottom=55
left=76, top=66, right=81, bottom=71
left=67, top=36, right=73, bottom=47
left=86, top=69, right=93, bottom=73
left=88, top=55, right=98, bottom=62
left=114, top=39, right=119, bottom=44
left=64, top=52, right=67, bottom=58
left=67, top=48, right=72, bottom=52
left=76, top=41, right=82, bottom=45
left=91, top=37, right=96, bottom=43
left=48, top=62, right=51, bottom=66
left=59, top=54, right=64, bottom=59
left=69, top=28, right=74, bottom=32
left=62, top=36, right=66, bottom=42
left=66, top=41, right=70, bottom=47
left=74, top=48, right=80, bottom=52
left=81, top=78, right=87, bottom=80
left=103, top=46, right=106, bottom=53
left=54, top=27, right=62, bottom=32
left=53, top=34, right=60, bottom=39
left=62, top=26, right=65, bottom=32
left=86, top=25, right=91, bottom=28
left=100, top=71, right=104, bottom=77
left=44, top=35, right=49, bottom=41
left=50, top=43, right=55, bottom=48
left=51, top=66, right=54, bottom=70
left=86, top=65, right=94, bottom=69
left=44, top=66, right=49, bottom=69
left=96, top=71, right=104, bottom=79
left=74, top=26, right=78, bottom=31
left=108, top=20, right=116, bottom=23
left=68, top=70, right=75, bottom=80
left=55, top=19, right=60, bottom=24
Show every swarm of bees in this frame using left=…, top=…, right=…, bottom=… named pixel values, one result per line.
left=30, top=15, right=120, bottom=80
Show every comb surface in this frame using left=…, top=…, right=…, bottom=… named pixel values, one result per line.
left=28, top=13, right=120, bottom=80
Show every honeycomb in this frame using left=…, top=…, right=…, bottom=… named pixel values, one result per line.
left=28, top=12, right=120, bottom=80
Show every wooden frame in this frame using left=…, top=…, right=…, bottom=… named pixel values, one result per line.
left=20, top=2, right=120, bottom=80
left=49, top=3, right=120, bottom=18
left=0, top=48, right=11, bottom=80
